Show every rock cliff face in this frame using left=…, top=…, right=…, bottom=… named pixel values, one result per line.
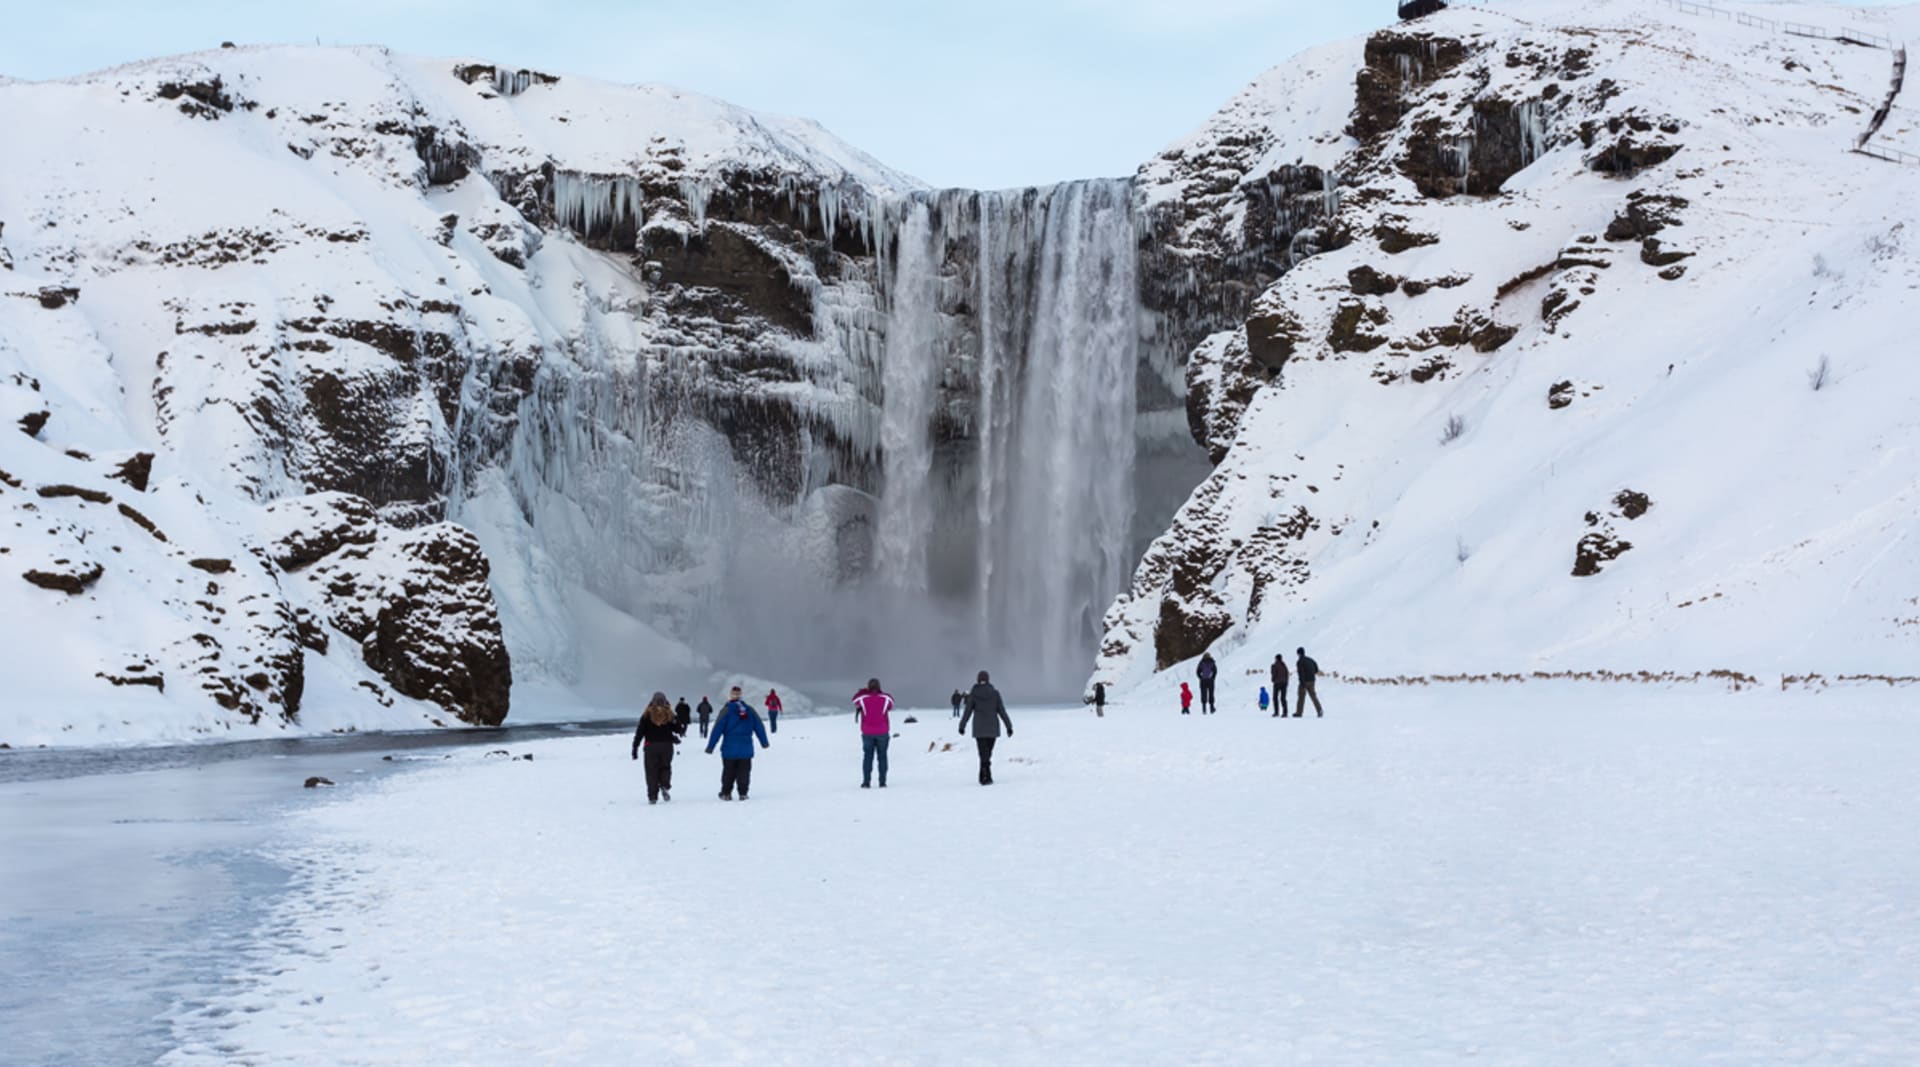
left=1094, top=0, right=1920, bottom=691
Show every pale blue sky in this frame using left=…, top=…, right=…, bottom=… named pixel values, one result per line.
left=2, top=0, right=1389, bottom=187
left=1, top=1, right=1906, bottom=188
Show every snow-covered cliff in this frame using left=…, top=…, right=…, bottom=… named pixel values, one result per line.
left=1097, top=0, right=1920, bottom=697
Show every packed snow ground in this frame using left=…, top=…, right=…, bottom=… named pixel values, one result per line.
left=164, top=688, right=1920, bottom=1065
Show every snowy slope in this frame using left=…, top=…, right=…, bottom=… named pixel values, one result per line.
left=1099, top=0, right=1920, bottom=697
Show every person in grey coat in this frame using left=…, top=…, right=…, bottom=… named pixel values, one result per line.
left=1270, top=654, right=1290, bottom=718
left=957, top=670, right=1014, bottom=785
left=1294, top=647, right=1323, bottom=718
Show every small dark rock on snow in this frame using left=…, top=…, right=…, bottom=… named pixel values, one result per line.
left=304, top=776, right=334, bottom=788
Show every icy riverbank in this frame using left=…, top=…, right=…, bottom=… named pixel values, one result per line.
left=160, top=686, right=1920, bottom=1065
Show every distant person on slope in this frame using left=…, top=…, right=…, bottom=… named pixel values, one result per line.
left=706, top=686, right=770, bottom=800
left=632, top=692, right=683, bottom=805
left=1294, top=648, right=1323, bottom=718
left=697, top=696, right=713, bottom=738
left=766, top=689, right=783, bottom=733
left=675, top=697, right=693, bottom=733
left=951, top=689, right=965, bottom=719
left=1180, top=681, right=1193, bottom=715
left=958, top=670, right=1013, bottom=786
left=1092, top=681, right=1106, bottom=718
left=853, top=679, right=894, bottom=788
left=1270, top=654, right=1290, bottom=719
left=1197, top=652, right=1219, bottom=714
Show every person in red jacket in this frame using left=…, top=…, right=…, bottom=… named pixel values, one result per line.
left=766, top=689, right=783, bottom=733
left=1180, top=681, right=1193, bottom=715
left=852, top=679, right=894, bottom=788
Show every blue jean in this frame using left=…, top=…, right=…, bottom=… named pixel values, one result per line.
left=770, top=711, right=778, bottom=733
left=862, top=734, right=889, bottom=785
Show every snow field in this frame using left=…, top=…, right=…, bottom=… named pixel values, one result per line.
left=166, top=687, right=1920, bottom=1065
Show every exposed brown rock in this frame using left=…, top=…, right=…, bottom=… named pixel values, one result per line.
left=24, top=562, right=104, bottom=594
left=108, top=453, right=155, bottom=493
left=37, top=484, right=112, bottom=505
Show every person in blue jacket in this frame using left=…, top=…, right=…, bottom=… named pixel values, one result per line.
left=706, top=685, right=771, bottom=801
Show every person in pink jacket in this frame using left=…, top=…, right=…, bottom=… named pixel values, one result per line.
left=853, top=679, right=894, bottom=789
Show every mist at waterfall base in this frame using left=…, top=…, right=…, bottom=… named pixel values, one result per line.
left=486, top=179, right=1205, bottom=709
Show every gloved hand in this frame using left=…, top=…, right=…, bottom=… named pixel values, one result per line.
left=1007, top=729, right=1013, bottom=737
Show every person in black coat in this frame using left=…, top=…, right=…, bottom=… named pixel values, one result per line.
left=674, top=697, right=692, bottom=732
left=958, top=670, right=1014, bottom=785
left=696, top=696, right=713, bottom=737
left=1091, top=681, right=1106, bottom=718
left=1269, top=655, right=1290, bottom=718
left=632, top=692, right=684, bottom=804
left=1197, top=653, right=1219, bottom=714
left=1294, top=648, right=1323, bottom=718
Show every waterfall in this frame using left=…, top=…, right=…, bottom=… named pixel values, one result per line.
left=873, top=201, right=940, bottom=591
left=469, top=174, right=1168, bottom=702
left=873, top=178, right=1142, bottom=694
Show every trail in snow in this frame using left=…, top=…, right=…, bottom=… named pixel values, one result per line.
left=163, top=688, right=1920, bottom=1066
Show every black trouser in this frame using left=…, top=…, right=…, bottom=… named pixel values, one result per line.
left=1199, top=678, right=1216, bottom=713
left=643, top=742, right=674, bottom=799
left=699, top=719, right=709, bottom=738
left=975, top=737, right=997, bottom=784
left=1295, top=680, right=1323, bottom=717
left=1272, top=681, right=1288, bottom=715
left=720, top=757, right=753, bottom=797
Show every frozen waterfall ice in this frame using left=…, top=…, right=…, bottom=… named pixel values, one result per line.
left=468, top=176, right=1177, bottom=703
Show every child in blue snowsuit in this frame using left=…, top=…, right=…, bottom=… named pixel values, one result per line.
left=1259, top=686, right=1270, bottom=712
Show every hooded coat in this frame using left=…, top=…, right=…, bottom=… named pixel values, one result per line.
left=707, top=700, right=770, bottom=759
left=959, top=681, right=1013, bottom=738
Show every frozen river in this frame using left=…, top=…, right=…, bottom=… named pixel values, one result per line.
left=0, top=721, right=627, bottom=1067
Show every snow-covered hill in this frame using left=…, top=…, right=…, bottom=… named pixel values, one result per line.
left=0, top=46, right=929, bottom=744
left=1098, top=0, right=1920, bottom=697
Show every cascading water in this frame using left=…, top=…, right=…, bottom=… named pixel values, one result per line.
left=469, top=173, right=1185, bottom=703
left=868, top=179, right=1142, bottom=695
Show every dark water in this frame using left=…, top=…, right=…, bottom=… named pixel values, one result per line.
left=0, top=720, right=628, bottom=1067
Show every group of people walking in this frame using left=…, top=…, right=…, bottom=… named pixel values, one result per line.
left=633, top=648, right=1321, bottom=803
left=632, top=673, right=1017, bottom=802
left=633, top=685, right=776, bottom=803
left=1176, top=649, right=1324, bottom=717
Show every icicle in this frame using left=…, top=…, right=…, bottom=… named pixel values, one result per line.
left=1517, top=99, right=1549, bottom=166
left=553, top=172, right=645, bottom=243
left=678, top=177, right=713, bottom=235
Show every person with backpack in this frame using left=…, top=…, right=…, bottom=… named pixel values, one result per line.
left=631, top=692, right=683, bottom=805
left=1258, top=686, right=1270, bottom=713
left=1179, top=681, right=1193, bottom=715
left=766, top=689, right=783, bottom=733
left=706, top=686, right=770, bottom=800
left=1092, top=681, right=1106, bottom=718
left=1197, top=653, right=1219, bottom=714
left=958, top=670, right=1013, bottom=785
left=853, top=679, right=894, bottom=788
left=1270, top=654, right=1290, bottom=718
left=696, top=696, right=713, bottom=738
left=1294, top=647, right=1324, bottom=718
left=674, top=696, right=692, bottom=733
